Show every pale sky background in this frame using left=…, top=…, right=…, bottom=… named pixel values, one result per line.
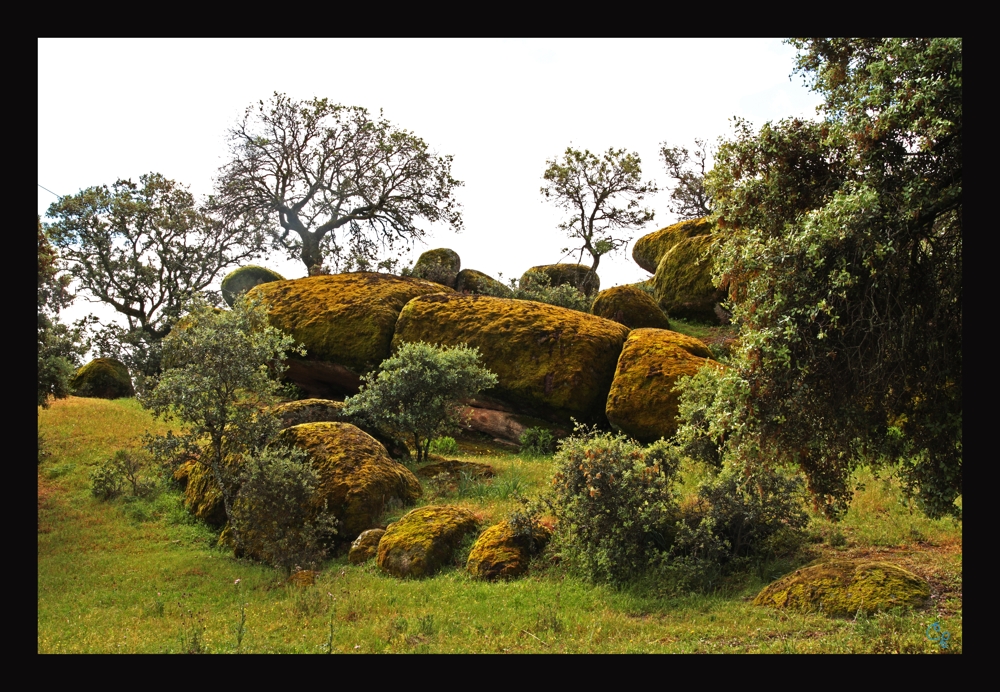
left=38, top=38, right=823, bottom=345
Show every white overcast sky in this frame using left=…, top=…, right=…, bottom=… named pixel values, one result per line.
left=38, top=38, right=823, bottom=332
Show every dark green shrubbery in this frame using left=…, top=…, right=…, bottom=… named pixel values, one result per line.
left=90, top=450, right=155, bottom=500
left=545, top=425, right=808, bottom=588
left=519, top=427, right=557, bottom=456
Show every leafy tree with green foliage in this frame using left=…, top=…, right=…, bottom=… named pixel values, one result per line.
left=343, top=342, right=497, bottom=463
left=694, top=38, right=961, bottom=518
left=37, top=216, right=86, bottom=408
left=141, top=294, right=320, bottom=562
left=212, top=92, right=464, bottom=275
left=541, top=146, right=657, bottom=274
left=659, top=138, right=713, bottom=219
left=45, top=173, right=262, bottom=383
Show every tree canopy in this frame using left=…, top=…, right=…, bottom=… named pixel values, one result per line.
left=695, top=38, right=961, bottom=518
left=37, top=216, right=85, bottom=407
left=541, top=146, right=657, bottom=273
left=46, top=173, right=261, bottom=379
left=212, top=93, right=464, bottom=275
left=659, top=138, right=713, bottom=219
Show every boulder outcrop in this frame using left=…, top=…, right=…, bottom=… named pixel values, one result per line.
left=520, top=263, right=600, bottom=296
left=632, top=217, right=712, bottom=274
left=377, top=505, right=479, bottom=578
left=652, top=233, right=726, bottom=323
left=392, top=294, right=630, bottom=424
left=455, top=268, right=513, bottom=297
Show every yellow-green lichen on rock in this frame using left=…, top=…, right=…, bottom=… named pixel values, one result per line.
left=455, top=268, right=513, bottom=296
left=181, top=460, right=228, bottom=527
left=652, top=233, right=726, bottom=322
left=278, top=422, right=422, bottom=541
left=392, top=294, right=630, bottom=423
left=466, top=519, right=552, bottom=581
left=632, top=217, right=713, bottom=274
left=69, top=357, right=134, bottom=399
left=412, top=248, right=461, bottom=288
left=521, top=263, right=600, bottom=296
left=220, top=265, right=285, bottom=307
left=248, top=272, right=453, bottom=375
left=605, top=328, right=716, bottom=443
left=753, top=560, right=931, bottom=617
left=377, top=505, right=479, bottom=578
left=591, top=284, right=671, bottom=329
left=348, top=528, right=386, bottom=564
left=270, top=398, right=410, bottom=461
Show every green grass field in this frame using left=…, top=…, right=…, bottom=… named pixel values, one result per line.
left=38, top=397, right=961, bottom=653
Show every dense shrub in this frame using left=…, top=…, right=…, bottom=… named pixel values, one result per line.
left=519, top=427, right=557, bottom=456
left=428, top=436, right=460, bottom=456
left=475, top=270, right=593, bottom=313
left=90, top=450, right=153, bottom=500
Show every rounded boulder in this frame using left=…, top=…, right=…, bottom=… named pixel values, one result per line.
left=605, top=328, right=715, bottom=443
left=466, top=519, right=551, bottom=581
left=348, top=528, right=386, bottom=564
left=632, top=217, right=713, bottom=274
left=69, top=358, right=134, bottom=399
left=591, top=284, right=671, bottom=329
left=278, top=422, right=422, bottom=541
left=753, top=560, right=931, bottom=617
left=221, top=265, right=285, bottom=307
left=392, top=294, right=630, bottom=423
left=412, top=248, right=461, bottom=288
left=520, top=263, right=600, bottom=296
left=377, top=505, right=479, bottom=578
left=455, top=268, right=513, bottom=297
left=652, top=233, right=727, bottom=322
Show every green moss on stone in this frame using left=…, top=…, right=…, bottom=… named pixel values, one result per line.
left=753, top=560, right=931, bottom=617
left=271, top=398, right=346, bottom=428
left=69, top=358, right=134, bottom=399
left=278, top=422, right=422, bottom=540
left=652, top=233, right=726, bottom=322
left=220, top=265, right=285, bottom=307
left=632, top=217, right=713, bottom=274
left=591, top=285, right=671, bottom=329
left=348, top=528, right=386, bottom=565
left=466, top=519, right=551, bottom=581
left=377, top=505, right=479, bottom=578
left=182, top=461, right=228, bottom=527
left=412, top=248, right=461, bottom=287
left=248, top=272, right=453, bottom=374
left=455, top=268, right=513, bottom=296
left=605, top=328, right=716, bottom=443
left=392, top=294, right=630, bottom=423
left=521, top=264, right=600, bottom=296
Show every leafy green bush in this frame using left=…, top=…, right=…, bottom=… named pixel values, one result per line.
left=476, top=270, right=593, bottom=313
left=547, top=428, right=681, bottom=584
left=90, top=450, right=154, bottom=500
left=428, top=436, right=459, bottom=456
left=343, top=341, right=497, bottom=462
left=519, top=427, right=556, bottom=456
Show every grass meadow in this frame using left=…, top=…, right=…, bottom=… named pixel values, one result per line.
left=38, top=396, right=961, bottom=653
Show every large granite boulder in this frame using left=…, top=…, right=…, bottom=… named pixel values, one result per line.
left=466, top=519, right=551, bottom=581
left=248, top=273, right=453, bottom=397
left=377, top=505, right=479, bottom=578
left=632, top=217, right=713, bottom=274
left=455, top=268, right=513, bottom=297
left=348, top=528, right=386, bottom=565
left=605, top=328, right=715, bottom=443
left=392, top=294, right=630, bottom=424
left=753, top=560, right=931, bottom=617
left=591, top=284, right=671, bottom=330
left=278, top=422, right=422, bottom=541
left=652, top=233, right=727, bottom=323
left=412, top=248, right=461, bottom=288
left=270, top=398, right=410, bottom=461
left=520, top=263, right=600, bottom=297
left=221, top=265, right=285, bottom=307
left=69, top=358, right=134, bottom=399
left=175, top=459, right=227, bottom=527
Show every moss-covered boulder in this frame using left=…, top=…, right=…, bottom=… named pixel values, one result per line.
left=605, top=328, right=715, bottom=443
left=455, top=268, right=512, bottom=297
left=591, top=285, right=671, bottom=330
left=632, top=217, right=713, bottom=274
left=521, top=263, right=600, bottom=296
left=412, top=248, right=461, bottom=288
left=220, top=265, right=285, bottom=307
left=377, top=505, right=479, bottom=578
left=179, top=460, right=227, bottom=527
left=248, top=273, right=453, bottom=395
left=278, top=422, right=422, bottom=541
left=466, top=519, right=551, bottom=581
left=270, top=398, right=410, bottom=461
left=653, top=233, right=726, bottom=323
left=348, top=528, right=386, bottom=565
left=69, top=357, right=134, bottom=399
left=392, top=294, right=630, bottom=423
left=753, top=560, right=931, bottom=617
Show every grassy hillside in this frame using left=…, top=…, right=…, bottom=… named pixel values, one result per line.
left=38, top=397, right=961, bottom=653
